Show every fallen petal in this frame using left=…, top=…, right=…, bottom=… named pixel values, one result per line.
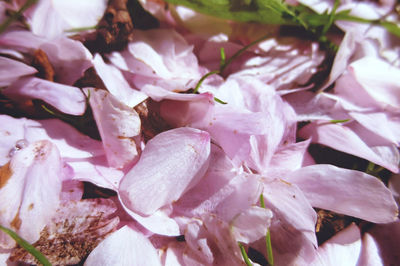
left=287, top=164, right=398, bottom=223
left=84, top=225, right=162, bottom=266
left=119, top=127, right=210, bottom=216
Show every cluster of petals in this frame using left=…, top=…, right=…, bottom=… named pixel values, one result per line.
left=0, top=0, right=399, bottom=265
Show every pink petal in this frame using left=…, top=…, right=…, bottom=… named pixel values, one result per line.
left=206, top=109, right=269, bottom=166
left=0, top=115, right=104, bottom=165
left=25, top=0, right=107, bottom=39
left=92, top=54, right=148, bottom=108
left=201, top=214, right=248, bottom=264
left=109, top=29, right=204, bottom=92
left=335, top=57, right=400, bottom=109
left=4, top=77, right=86, bottom=115
left=68, top=157, right=124, bottom=191
left=0, top=140, right=62, bottom=248
left=367, top=221, right=400, bottom=265
left=321, top=30, right=357, bottom=90
left=299, top=121, right=399, bottom=172
left=262, top=179, right=318, bottom=265
left=119, top=199, right=180, bottom=236
left=39, top=37, right=92, bottom=85
left=358, top=233, right=384, bottom=266
left=119, top=127, right=210, bottom=216
left=27, top=118, right=104, bottom=158
left=84, top=225, right=162, bottom=266
left=185, top=216, right=247, bottom=265
left=268, top=139, right=311, bottom=176
left=284, top=91, right=350, bottom=121
left=173, top=145, right=262, bottom=222
left=225, top=38, right=324, bottom=91
left=286, top=164, right=398, bottom=223
left=311, top=224, right=361, bottom=266
left=159, top=92, right=215, bottom=128
left=349, top=110, right=400, bottom=144
left=0, top=30, right=46, bottom=52
left=85, top=88, right=141, bottom=169
left=0, top=56, right=37, bottom=87
left=184, top=220, right=214, bottom=264
left=231, top=206, right=273, bottom=244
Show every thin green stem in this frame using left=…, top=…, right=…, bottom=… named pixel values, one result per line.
left=220, top=34, right=271, bottom=74
left=220, top=47, right=226, bottom=69
left=321, top=0, right=340, bottom=35
left=0, top=225, right=51, bottom=266
left=238, top=242, right=253, bottom=266
left=330, top=119, right=350, bottom=124
left=213, top=96, right=227, bottom=104
left=0, top=0, right=38, bottom=34
left=192, top=33, right=271, bottom=97
left=265, top=229, right=274, bottom=266
left=64, top=26, right=97, bottom=33
left=259, top=194, right=266, bottom=208
left=260, top=194, right=274, bottom=266
left=192, top=70, right=220, bottom=94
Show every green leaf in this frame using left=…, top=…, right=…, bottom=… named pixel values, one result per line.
left=379, top=20, right=400, bottom=38
left=0, top=225, right=52, bottom=266
left=164, top=0, right=295, bottom=25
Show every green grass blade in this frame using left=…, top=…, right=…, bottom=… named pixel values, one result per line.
left=0, top=225, right=51, bottom=266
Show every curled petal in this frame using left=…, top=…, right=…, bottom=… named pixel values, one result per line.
left=86, top=88, right=141, bottom=169
left=4, top=77, right=86, bottom=115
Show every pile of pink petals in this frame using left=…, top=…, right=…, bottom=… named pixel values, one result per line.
left=0, top=0, right=400, bottom=265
